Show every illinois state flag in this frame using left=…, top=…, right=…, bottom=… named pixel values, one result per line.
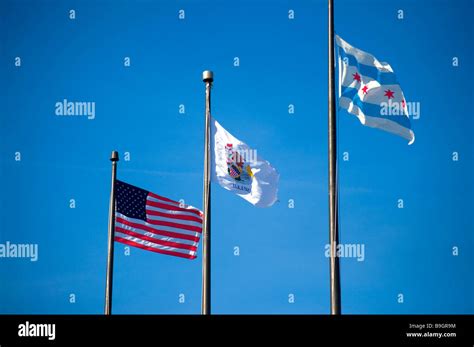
left=336, top=35, right=415, bottom=144
left=210, top=117, right=279, bottom=207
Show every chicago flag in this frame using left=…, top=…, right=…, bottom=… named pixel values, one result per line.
left=336, top=35, right=415, bottom=144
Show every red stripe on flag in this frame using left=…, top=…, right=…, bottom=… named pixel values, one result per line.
left=146, top=209, right=203, bottom=224
left=146, top=200, right=202, bottom=217
left=116, top=216, right=200, bottom=243
left=145, top=218, right=202, bottom=233
left=116, top=226, right=198, bottom=251
left=115, top=237, right=196, bottom=260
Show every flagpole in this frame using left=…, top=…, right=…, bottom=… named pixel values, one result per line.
left=201, top=70, right=213, bottom=315
left=105, top=150, right=119, bottom=315
left=328, top=0, right=341, bottom=315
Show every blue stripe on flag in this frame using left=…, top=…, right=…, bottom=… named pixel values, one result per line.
left=339, top=49, right=399, bottom=85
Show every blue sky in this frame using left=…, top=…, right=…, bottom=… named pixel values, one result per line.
left=0, top=0, right=472, bottom=314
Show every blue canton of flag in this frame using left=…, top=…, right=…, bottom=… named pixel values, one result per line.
left=336, top=35, right=415, bottom=144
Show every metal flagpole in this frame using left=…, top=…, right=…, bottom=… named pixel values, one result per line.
left=328, top=0, right=342, bottom=315
left=105, top=150, right=119, bottom=315
left=201, top=70, right=213, bottom=315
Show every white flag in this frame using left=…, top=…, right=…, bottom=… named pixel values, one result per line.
left=210, top=117, right=279, bottom=207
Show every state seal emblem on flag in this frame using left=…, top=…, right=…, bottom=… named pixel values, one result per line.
left=225, top=143, right=253, bottom=183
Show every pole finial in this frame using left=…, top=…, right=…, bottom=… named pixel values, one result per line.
left=110, top=151, right=119, bottom=162
left=202, top=70, right=214, bottom=83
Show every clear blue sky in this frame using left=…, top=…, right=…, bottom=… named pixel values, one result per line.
left=0, top=0, right=472, bottom=314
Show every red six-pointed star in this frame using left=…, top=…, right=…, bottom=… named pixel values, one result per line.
left=361, top=85, right=369, bottom=94
left=384, top=89, right=395, bottom=99
left=352, top=72, right=361, bottom=82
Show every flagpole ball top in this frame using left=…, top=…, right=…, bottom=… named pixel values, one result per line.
left=202, top=70, right=214, bottom=83
left=110, top=151, right=119, bottom=162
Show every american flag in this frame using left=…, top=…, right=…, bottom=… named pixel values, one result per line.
left=114, top=180, right=202, bottom=259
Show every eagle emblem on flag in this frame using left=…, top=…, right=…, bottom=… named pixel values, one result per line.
left=225, top=143, right=253, bottom=183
